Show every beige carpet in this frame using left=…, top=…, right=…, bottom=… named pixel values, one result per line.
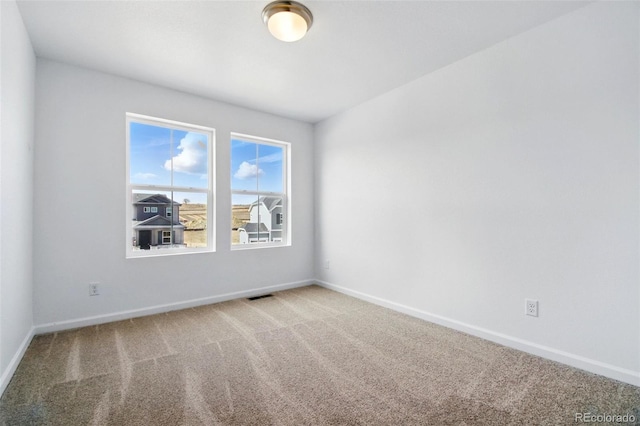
left=1, top=285, right=638, bottom=425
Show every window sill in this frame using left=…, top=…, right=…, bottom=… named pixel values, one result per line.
left=126, top=247, right=215, bottom=259
left=231, top=242, right=290, bottom=251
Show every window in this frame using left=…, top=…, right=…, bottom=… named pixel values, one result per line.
left=231, top=133, right=289, bottom=248
left=127, top=113, right=215, bottom=257
left=162, top=231, right=171, bottom=244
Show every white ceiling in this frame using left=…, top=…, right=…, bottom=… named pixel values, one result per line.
left=17, top=1, right=587, bottom=123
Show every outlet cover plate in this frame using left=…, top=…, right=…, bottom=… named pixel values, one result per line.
left=89, top=282, right=100, bottom=296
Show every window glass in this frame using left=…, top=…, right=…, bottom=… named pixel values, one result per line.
left=127, top=114, right=214, bottom=257
left=129, top=122, right=172, bottom=186
left=231, top=135, right=288, bottom=248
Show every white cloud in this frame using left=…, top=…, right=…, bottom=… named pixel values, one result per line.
left=234, top=161, right=264, bottom=180
left=134, top=172, right=158, bottom=180
left=164, top=132, right=207, bottom=175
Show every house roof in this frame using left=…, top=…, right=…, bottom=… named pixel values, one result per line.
left=134, top=215, right=184, bottom=229
left=133, top=193, right=181, bottom=206
left=239, top=222, right=269, bottom=234
left=250, top=196, right=282, bottom=212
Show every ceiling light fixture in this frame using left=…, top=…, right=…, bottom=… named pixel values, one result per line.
left=262, top=1, right=313, bottom=42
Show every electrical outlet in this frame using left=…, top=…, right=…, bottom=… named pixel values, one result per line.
left=323, top=260, right=330, bottom=269
left=525, top=299, right=538, bottom=317
left=89, top=282, right=100, bottom=296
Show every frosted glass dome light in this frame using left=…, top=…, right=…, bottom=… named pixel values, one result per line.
left=263, top=1, right=313, bottom=42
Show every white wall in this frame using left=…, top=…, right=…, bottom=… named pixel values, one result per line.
left=0, top=0, right=36, bottom=393
left=315, top=2, right=639, bottom=385
left=33, top=60, right=314, bottom=328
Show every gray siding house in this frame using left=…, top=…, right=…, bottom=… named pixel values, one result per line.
left=238, top=196, right=283, bottom=243
left=132, top=194, right=184, bottom=249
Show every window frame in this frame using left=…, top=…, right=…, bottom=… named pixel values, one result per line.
left=126, top=113, right=216, bottom=258
left=230, top=132, right=290, bottom=250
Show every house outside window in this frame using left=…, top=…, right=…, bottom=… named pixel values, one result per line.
left=231, top=133, right=289, bottom=248
left=127, top=113, right=215, bottom=257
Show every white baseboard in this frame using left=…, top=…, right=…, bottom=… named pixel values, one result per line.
left=316, top=280, right=640, bottom=387
left=0, top=326, right=35, bottom=397
left=20, top=278, right=640, bottom=389
left=35, top=279, right=313, bottom=335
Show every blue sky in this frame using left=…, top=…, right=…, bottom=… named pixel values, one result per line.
left=231, top=138, right=284, bottom=207
left=130, top=123, right=284, bottom=206
left=130, top=121, right=209, bottom=203
left=231, top=138, right=283, bottom=193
